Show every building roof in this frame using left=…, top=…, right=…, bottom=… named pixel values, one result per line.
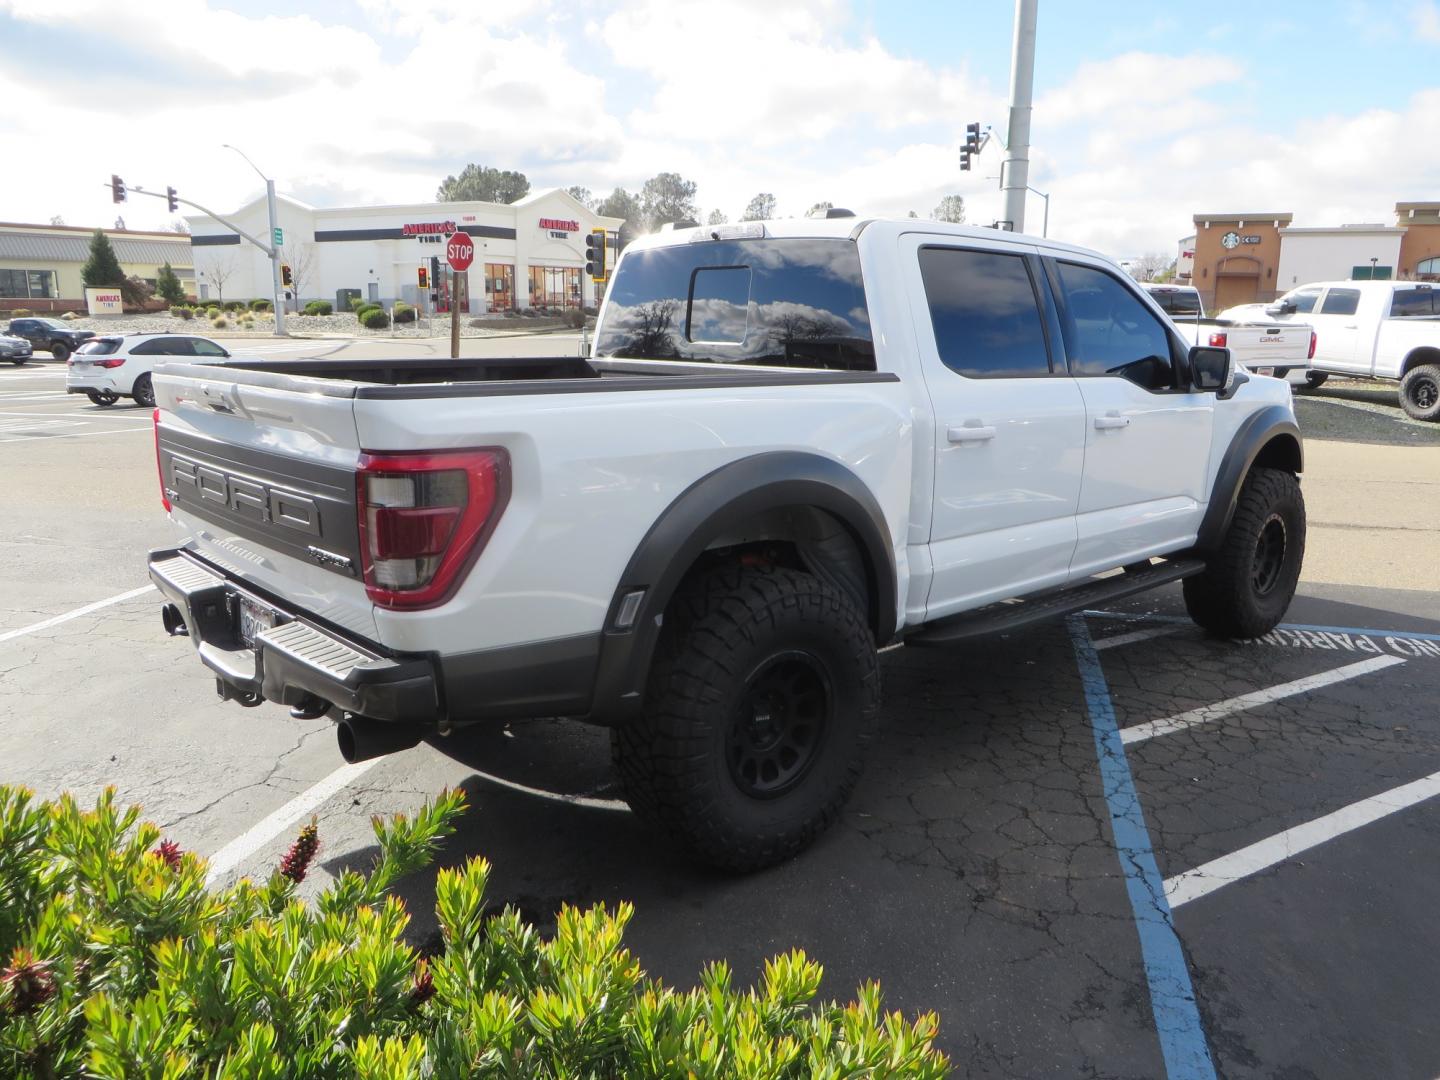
left=1395, top=202, right=1440, bottom=212
left=0, top=231, right=193, bottom=264
left=1279, top=225, right=1404, bottom=235
left=1193, top=213, right=1294, bottom=224
left=0, top=221, right=190, bottom=239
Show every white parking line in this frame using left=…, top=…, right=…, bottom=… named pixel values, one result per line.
left=0, top=584, right=155, bottom=644
left=1167, top=768, right=1440, bottom=908
left=0, top=426, right=150, bottom=442
left=1093, top=625, right=1186, bottom=651
left=1119, top=654, right=1406, bottom=745
left=205, top=760, right=380, bottom=885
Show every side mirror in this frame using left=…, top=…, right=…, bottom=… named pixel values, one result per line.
left=1265, top=300, right=1296, bottom=317
left=1190, top=345, right=1231, bottom=392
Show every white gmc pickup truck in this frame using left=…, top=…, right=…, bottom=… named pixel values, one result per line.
left=147, top=217, right=1307, bottom=870
left=1141, top=283, right=1316, bottom=387
left=1222, top=280, right=1440, bottom=420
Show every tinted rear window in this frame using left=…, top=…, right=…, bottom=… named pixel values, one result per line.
left=76, top=338, right=122, bottom=355
left=594, top=238, right=874, bottom=370
left=1390, top=289, right=1440, bottom=317
left=1147, top=289, right=1201, bottom=316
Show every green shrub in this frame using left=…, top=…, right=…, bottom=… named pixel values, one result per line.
left=249, top=298, right=272, bottom=312
left=360, top=307, right=390, bottom=329
left=9, top=308, right=32, bottom=318
left=0, top=786, right=947, bottom=1077
left=303, top=300, right=332, bottom=316
left=204, top=305, right=221, bottom=316
left=211, top=316, right=228, bottom=329
left=392, top=302, right=416, bottom=324
left=561, top=307, right=585, bottom=329
left=222, top=300, right=245, bottom=313
left=349, top=296, right=370, bottom=312
left=170, top=306, right=194, bottom=321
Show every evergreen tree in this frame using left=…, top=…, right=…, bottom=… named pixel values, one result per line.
left=155, top=262, right=185, bottom=305
left=81, top=230, right=124, bottom=289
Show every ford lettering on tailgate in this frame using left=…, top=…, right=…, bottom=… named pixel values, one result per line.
left=168, top=453, right=321, bottom=536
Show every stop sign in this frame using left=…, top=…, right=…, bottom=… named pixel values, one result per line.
left=445, top=230, right=475, bottom=272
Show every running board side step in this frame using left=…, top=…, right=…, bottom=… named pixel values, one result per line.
left=906, top=559, right=1206, bottom=646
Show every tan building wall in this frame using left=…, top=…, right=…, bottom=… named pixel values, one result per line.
left=1396, top=203, right=1440, bottom=279
left=0, top=222, right=195, bottom=311
left=1191, top=213, right=1292, bottom=311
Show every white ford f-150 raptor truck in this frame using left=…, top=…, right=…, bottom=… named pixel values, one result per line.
left=1220, top=280, right=1440, bottom=419
left=1140, top=283, right=1316, bottom=387
left=147, top=216, right=1306, bottom=870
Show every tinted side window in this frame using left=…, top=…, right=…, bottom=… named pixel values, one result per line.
left=595, top=238, right=873, bottom=370
left=189, top=338, right=227, bottom=357
left=129, top=339, right=163, bottom=356
left=1053, top=262, right=1176, bottom=390
left=918, top=247, right=1051, bottom=378
left=1390, top=289, right=1439, bottom=317
left=1287, top=288, right=1322, bottom=314
left=1320, top=288, right=1360, bottom=316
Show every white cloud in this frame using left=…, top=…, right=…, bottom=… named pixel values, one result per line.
left=1416, top=1, right=1440, bottom=41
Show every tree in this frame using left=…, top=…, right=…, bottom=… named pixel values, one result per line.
left=640, top=172, right=699, bottom=230
left=155, top=262, right=185, bottom=305
left=81, top=230, right=124, bottom=289
left=203, top=250, right=238, bottom=304
left=435, top=164, right=530, bottom=204
left=741, top=193, right=777, bottom=221
left=565, top=186, right=595, bottom=210
left=597, top=187, right=644, bottom=246
left=281, top=241, right=317, bottom=308
left=169, top=219, right=190, bottom=235
left=120, top=276, right=154, bottom=312
left=907, top=210, right=919, bottom=218
left=706, top=209, right=728, bottom=225
left=1129, top=251, right=1172, bottom=282
left=807, top=201, right=833, bottom=217
left=49, top=215, right=64, bottom=226
left=931, top=195, right=966, bottom=224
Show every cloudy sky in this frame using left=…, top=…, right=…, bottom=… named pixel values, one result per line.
left=3, top=0, right=1438, bottom=260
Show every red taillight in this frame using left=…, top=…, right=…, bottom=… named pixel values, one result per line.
left=94, top=357, right=126, bottom=369
left=356, top=448, right=509, bottom=610
left=153, top=408, right=171, bottom=512
left=1208, top=332, right=1228, bottom=348
left=1308, top=331, right=1317, bottom=360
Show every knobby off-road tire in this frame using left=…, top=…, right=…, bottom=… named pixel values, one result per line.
left=612, top=565, right=880, bottom=872
left=131, top=374, right=156, bottom=408
left=1184, top=466, right=1306, bottom=639
left=50, top=343, right=70, bottom=362
left=1399, top=364, right=1440, bottom=422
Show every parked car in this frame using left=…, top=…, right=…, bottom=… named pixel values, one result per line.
left=1142, top=283, right=1315, bottom=387
left=5, top=317, right=95, bottom=361
left=1220, top=281, right=1440, bottom=419
left=66, top=333, right=233, bottom=407
left=0, top=334, right=34, bottom=365
left=148, top=217, right=1305, bottom=870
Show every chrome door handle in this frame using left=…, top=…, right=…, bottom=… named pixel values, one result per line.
left=1093, top=413, right=1130, bottom=430
left=947, top=425, right=996, bottom=443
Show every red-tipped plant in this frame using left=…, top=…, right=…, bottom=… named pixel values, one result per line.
left=2, top=949, right=57, bottom=1016
left=152, top=838, right=183, bottom=871
left=278, top=821, right=320, bottom=883
left=408, top=960, right=436, bottom=1009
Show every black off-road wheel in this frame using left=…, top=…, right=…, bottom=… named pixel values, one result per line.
left=50, top=342, right=70, bottom=362
left=612, top=565, right=879, bottom=872
left=1399, top=364, right=1440, bottom=422
left=1184, top=467, right=1306, bottom=639
left=131, top=374, right=156, bottom=408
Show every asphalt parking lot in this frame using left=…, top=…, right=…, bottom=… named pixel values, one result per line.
left=2, top=354, right=1438, bottom=1078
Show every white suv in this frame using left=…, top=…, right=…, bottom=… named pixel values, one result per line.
left=67, top=334, right=233, bottom=407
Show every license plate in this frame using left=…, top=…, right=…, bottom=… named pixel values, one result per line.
left=238, top=596, right=278, bottom=646
left=1255, top=366, right=1275, bottom=377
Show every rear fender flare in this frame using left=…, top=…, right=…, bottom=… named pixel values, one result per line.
left=589, top=451, right=898, bottom=722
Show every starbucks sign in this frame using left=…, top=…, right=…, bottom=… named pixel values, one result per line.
left=1221, top=230, right=1262, bottom=250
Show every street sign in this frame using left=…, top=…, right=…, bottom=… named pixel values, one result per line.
left=273, top=227, right=283, bottom=246
left=446, top=230, right=475, bottom=272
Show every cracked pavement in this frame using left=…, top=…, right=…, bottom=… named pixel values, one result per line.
left=4, top=358, right=1440, bottom=1077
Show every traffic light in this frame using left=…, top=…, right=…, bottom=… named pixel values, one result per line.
left=281, top=264, right=292, bottom=286
left=960, top=121, right=982, bottom=171
left=110, top=175, right=126, bottom=204
left=417, top=265, right=429, bottom=289
left=166, top=186, right=178, bottom=213
left=585, top=229, right=607, bottom=282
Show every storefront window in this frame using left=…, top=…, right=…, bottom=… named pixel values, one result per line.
left=527, top=265, right=580, bottom=309
left=0, top=269, right=55, bottom=298
left=485, top=263, right=515, bottom=312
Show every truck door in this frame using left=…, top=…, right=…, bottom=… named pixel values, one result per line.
left=1310, top=286, right=1366, bottom=372
left=900, top=232, right=1086, bottom=618
left=1044, top=256, right=1214, bottom=574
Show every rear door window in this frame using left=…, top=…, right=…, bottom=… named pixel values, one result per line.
left=918, top=247, right=1052, bottom=378
left=1319, top=288, right=1360, bottom=316
left=594, top=237, right=873, bottom=370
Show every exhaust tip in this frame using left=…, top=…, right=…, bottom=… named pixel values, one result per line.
left=337, top=715, right=421, bottom=764
left=161, top=603, right=188, bottom=637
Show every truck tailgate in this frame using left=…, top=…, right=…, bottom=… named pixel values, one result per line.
left=153, top=366, right=377, bottom=640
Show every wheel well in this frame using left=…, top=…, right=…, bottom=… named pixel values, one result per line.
left=1402, top=347, right=1440, bottom=376
left=1252, top=432, right=1302, bottom=475
left=672, top=505, right=878, bottom=635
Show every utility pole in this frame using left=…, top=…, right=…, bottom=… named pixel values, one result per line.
left=1001, top=0, right=1038, bottom=234
left=223, top=145, right=287, bottom=336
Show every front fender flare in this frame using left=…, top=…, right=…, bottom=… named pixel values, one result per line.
left=1195, top=405, right=1303, bottom=553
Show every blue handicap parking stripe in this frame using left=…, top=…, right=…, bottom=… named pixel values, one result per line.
left=1067, top=614, right=1217, bottom=1080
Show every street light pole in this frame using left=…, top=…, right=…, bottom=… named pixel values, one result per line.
left=222, top=144, right=287, bottom=336
left=1001, top=0, right=1038, bottom=234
